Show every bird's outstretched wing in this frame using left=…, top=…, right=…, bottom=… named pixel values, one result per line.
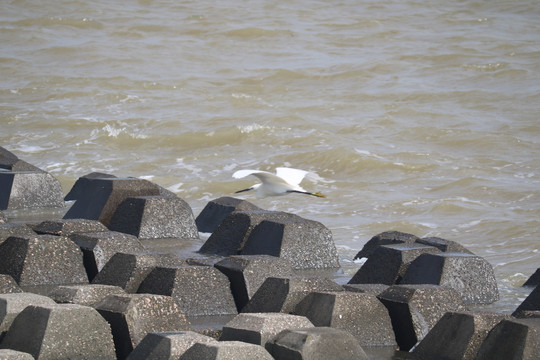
left=232, top=169, right=271, bottom=179
left=275, top=167, right=309, bottom=186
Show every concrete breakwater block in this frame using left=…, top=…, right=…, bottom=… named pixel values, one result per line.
left=49, top=284, right=125, bottom=307
left=214, top=255, right=294, bottom=312
left=416, top=236, right=474, bottom=254
left=402, top=252, right=499, bottom=304
left=0, top=171, right=64, bottom=210
left=95, top=293, right=192, bottom=359
left=63, top=177, right=162, bottom=226
left=0, top=146, right=42, bottom=172
left=109, top=195, right=199, bottom=239
left=523, top=268, right=540, bottom=287
left=242, top=276, right=343, bottom=314
left=64, top=172, right=117, bottom=201
left=199, top=210, right=301, bottom=256
left=0, top=275, right=22, bottom=294
left=0, top=211, right=5, bottom=223
left=513, top=284, right=540, bottom=318
left=0, top=235, right=88, bottom=287
left=195, top=196, right=261, bottom=233
left=410, top=311, right=508, bottom=360
left=377, top=284, right=467, bottom=351
left=294, top=291, right=396, bottom=346
left=343, top=283, right=389, bottom=296
left=70, top=231, right=145, bottom=281
left=0, top=223, right=36, bottom=244
left=219, top=313, right=314, bottom=346
left=266, top=327, right=369, bottom=360
left=475, top=318, right=540, bottom=360
left=33, top=218, right=108, bottom=236
left=180, top=341, right=274, bottom=360
left=348, top=243, right=441, bottom=285
left=92, top=252, right=185, bottom=292
left=0, top=293, right=56, bottom=336
left=0, top=304, right=116, bottom=360
left=354, top=231, right=420, bottom=260
left=127, top=331, right=217, bottom=360
left=241, top=217, right=340, bottom=270
left=137, top=265, right=237, bottom=316
left=0, top=349, right=34, bottom=359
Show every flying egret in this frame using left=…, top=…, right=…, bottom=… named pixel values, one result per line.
left=232, top=167, right=326, bottom=199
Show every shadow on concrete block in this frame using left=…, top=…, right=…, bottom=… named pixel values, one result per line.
left=475, top=318, right=540, bottom=360
left=0, top=224, right=36, bottom=244
left=180, top=341, right=273, bottom=360
left=294, top=291, right=396, bottom=347
left=0, top=235, right=88, bottom=287
left=137, top=265, right=237, bottom=316
left=49, top=284, right=126, bottom=307
left=0, top=293, right=56, bottom=339
left=92, top=252, right=185, bottom=293
left=195, top=196, right=261, bottom=233
left=95, top=294, right=192, bottom=359
left=70, top=231, right=145, bottom=281
left=0, top=304, right=116, bottom=360
left=402, top=252, right=499, bottom=305
left=33, top=218, right=108, bottom=236
left=266, top=327, right=369, bottom=360
left=353, top=231, right=420, bottom=260
left=127, top=331, right=217, bottom=360
left=63, top=177, right=162, bottom=226
left=377, top=284, right=467, bottom=351
left=513, top=284, right=540, bottom=318
left=348, top=244, right=441, bottom=286
left=242, top=276, right=343, bottom=314
left=199, top=210, right=302, bottom=256
left=410, top=311, right=508, bottom=360
left=214, top=255, right=294, bottom=312
left=219, top=313, right=314, bottom=346
left=0, top=171, right=64, bottom=210
left=109, top=195, right=199, bottom=239
left=241, top=217, right=340, bottom=270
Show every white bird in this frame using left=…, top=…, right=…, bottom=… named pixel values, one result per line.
left=232, top=167, right=326, bottom=199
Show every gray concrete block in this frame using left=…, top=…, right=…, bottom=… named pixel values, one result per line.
left=180, top=341, right=273, bottom=360
left=354, top=230, right=419, bottom=260
left=0, top=235, right=88, bottom=287
left=475, top=318, right=540, bottom=360
left=199, top=210, right=302, bottom=256
left=266, top=327, right=369, bottom=360
left=63, top=177, right=162, bottom=226
left=513, top=284, right=540, bottom=318
left=242, top=276, right=343, bottom=314
left=219, top=313, right=314, bottom=345
left=109, top=195, right=199, bottom=239
left=0, top=304, right=116, bottom=360
left=0, top=293, right=56, bottom=335
left=92, top=252, right=184, bottom=292
left=95, top=294, right=192, bottom=359
left=294, top=291, right=396, bottom=346
left=523, top=268, right=540, bottom=287
left=137, top=265, right=237, bottom=316
left=0, top=224, right=36, bottom=244
left=415, top=236, right=474, bottom=254
left=377, top=284, right=468, bottom=351
left=343, top=283, right=389, bottom=296
left=70, top=231, right=145, bottom=281
left=0, top=146, right=42, bottom=173
left=402, top=252, right=499, bottom=304
left=0, top=171, right=64, bottom=210
left=49, top=284, right=125, bottom=306
left=411, top=311, right=508, bottom=360
left=0, top=349, right=35, bottom=359
left=195, top=196, right=261, bottom=233
left=33, top=218, right=108, bottom=236
left=0, top=275, right=22, bottom=294
left=64, top=172, right=117, bottom=201
left=348, top=243, right=440, bottom=285
left=127, top=331, right=217, bottom=360
left=214, top=255, right=294, bottom=311
left=241, top=217, right=340, bottom=270
left=0, top=211, right=5, bottom=224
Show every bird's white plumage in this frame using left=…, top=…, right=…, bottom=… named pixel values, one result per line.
left=232, top=167, right=324, bottom=199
